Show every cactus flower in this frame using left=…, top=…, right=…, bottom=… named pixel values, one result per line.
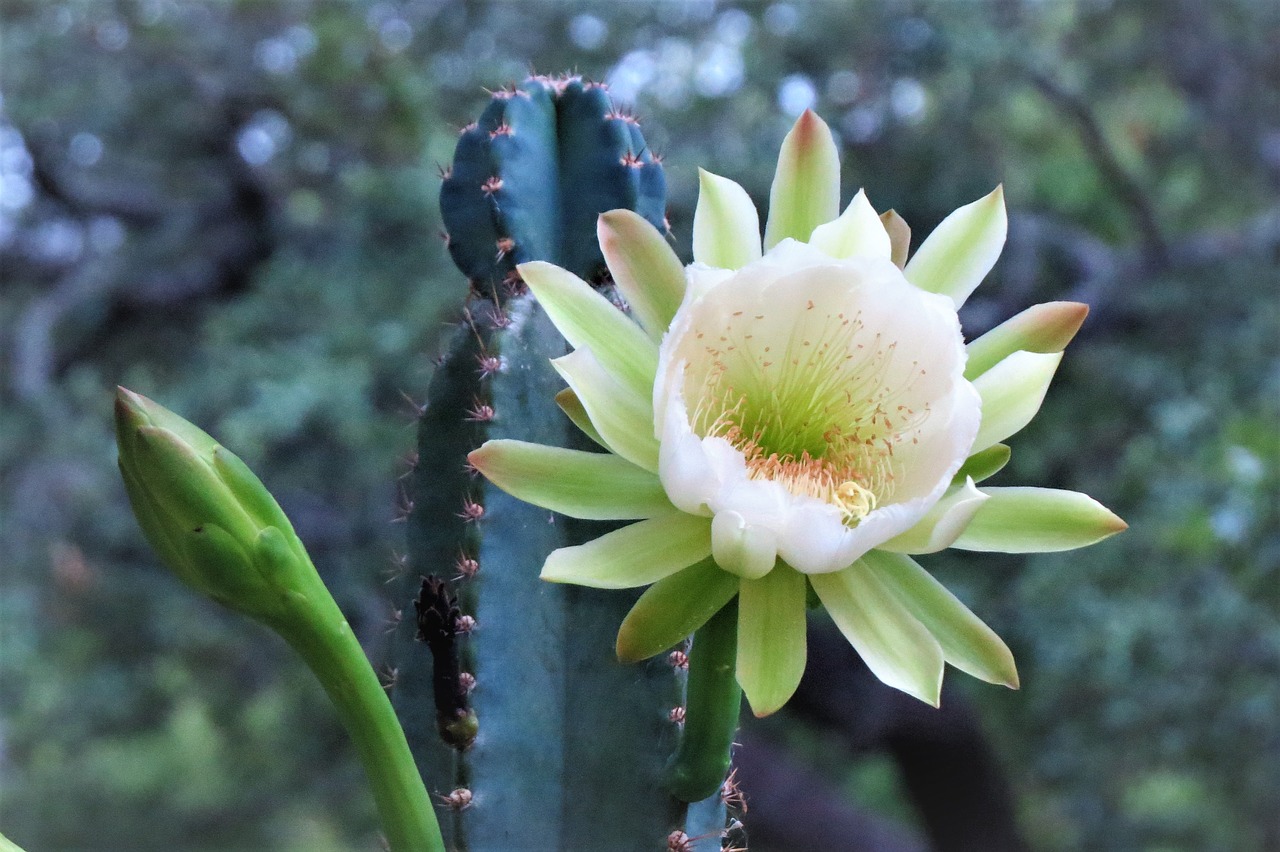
left=468, top=111, right=1126, bottom=717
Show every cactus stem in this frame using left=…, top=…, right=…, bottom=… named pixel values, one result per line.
left=459, top=121, right=477, bottom=134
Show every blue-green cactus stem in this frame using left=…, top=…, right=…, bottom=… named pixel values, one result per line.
left=439, top=75, right=667, bottom=296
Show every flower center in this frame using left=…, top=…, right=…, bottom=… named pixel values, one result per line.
left=685, top=305, right=932, bottom=526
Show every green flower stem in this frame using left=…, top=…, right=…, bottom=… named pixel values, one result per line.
left=279, top=592, right=443, bottom=852
left=665, top=599, right=742, bottom=802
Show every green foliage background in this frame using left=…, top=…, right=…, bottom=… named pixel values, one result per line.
left=1, top=1, right=1276, bottom=849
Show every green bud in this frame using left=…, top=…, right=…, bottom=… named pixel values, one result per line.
left=114, top=387, right=310, bottom=623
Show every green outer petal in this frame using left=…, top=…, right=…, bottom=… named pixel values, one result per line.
left=810, top=564, right=944, bottom=706
left=861, top=550, right=1018, bottom=688
left=693, top=169, right=762, bottom=270
left=554, top=387, right=606, bottom=448
left=953, top=444, right=1011, bottom=485
left=552, top=348, right=659, bottom=472
left=764, top=110, right=841, bottom=249
left=905, top=185, right=1006, bottom=308
left=880, top=477, right=989, bottom=555
left=972, top=350, right=1063, bottom=452
left=808, top=189, right=892, bottom=260
left=965, top=301, right=1089, bottom=380
left=737, top=564, right=808, bottom=717
left=616, top=558, right=739, bottom=662
left=950, top=487, right=1128, bottom=552
left=880, top=209, right=911, bottom=268
left=598, top=209, right=685, bottom=341
left=469, top=439, right=671, bottom=521
left=518, top=260, right=659, bottom=399
left=540, top=511, right=712, bottom=589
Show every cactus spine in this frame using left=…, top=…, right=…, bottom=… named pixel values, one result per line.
left=389, top=76, right=733, bottom=851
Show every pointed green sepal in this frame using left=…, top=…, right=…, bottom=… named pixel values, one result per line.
left=736, top=564, right=807, bottom=716
left=972, top=350, right=1063, bottom=452
left=551, top=348, right=659, bottom=471
left=519, top=260, right=659, bottom=399
left=953, top=444, right=1012, bottom=485
left=599, top=209, right=686, bottom=340
left=554, top=387, right=607, bottom=448
left=764, top=110, right=841, bottom=249
left=966, top=301, right=1089, bottom=380
left=950, top=487, right=1128, bottom=552
left=862, top=550, right=1018, bottom=688
left=880, top=209, right=911, bottom=268
left=693, top=168, right=762, bottom=270
left=616, top=558, right=739, bottom=662
left=905, top=185, right=1006, bottom=307
left=540, top=511, right=712, bottom=589
left=469, top=439, right=670, bottom=520
left=810, top=563, right=944, bottom=706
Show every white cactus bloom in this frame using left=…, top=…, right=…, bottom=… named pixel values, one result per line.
left=656, top=239, right=981, bottom=577
left=469, top=110, right=1126, bottom=717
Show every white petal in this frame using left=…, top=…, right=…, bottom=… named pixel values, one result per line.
left=808, top=189, right=892, bottom=261
left=711, top=510, right=778, bottom=579
left=879, top=477, right=989, bottom=554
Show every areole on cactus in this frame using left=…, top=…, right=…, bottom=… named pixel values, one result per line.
left=467, top=109, right=1128, bottom=719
